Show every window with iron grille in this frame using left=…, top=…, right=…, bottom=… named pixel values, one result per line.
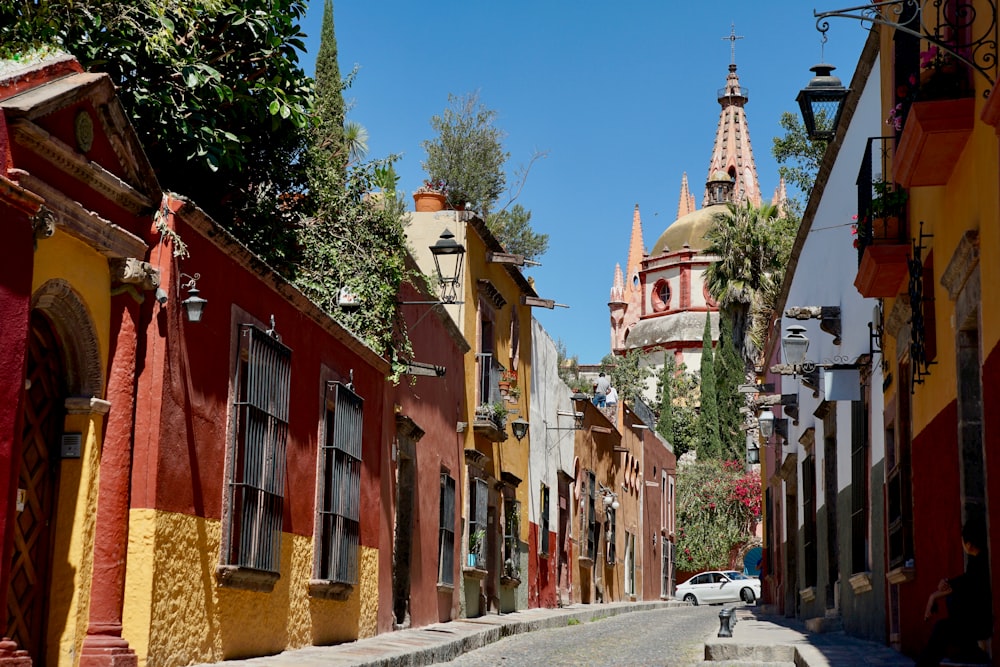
left=503, top=498, right=521, bottom=579
left=469, top=477, right=488, bottom=567
left=539, top=484, right=550, bottom=556
left=887, top=363, right=914, bottom=570
left=803, top=455, right=817, bottom=588
left=851, top=399, right=870, bottom=574
left=438, top=473, right=456, bottom=585
left=223, top=323, right=291, bottom=575
left=314, top=381, right=363, bottom=585
left=586, top=470, right=598, bottom=562
left=605, top=507, right=617, bottom=565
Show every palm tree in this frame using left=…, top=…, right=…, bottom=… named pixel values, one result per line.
left=344, top=120, right=369, bottom=165
left=704, top=200, right=796, bottom=364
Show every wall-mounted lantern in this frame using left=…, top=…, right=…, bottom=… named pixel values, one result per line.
left=180, top=273, right=207, bottom=323
left=430, top=228, right=466, bottom=304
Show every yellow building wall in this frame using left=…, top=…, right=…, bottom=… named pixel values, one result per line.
left=28, top=229, right=112, bottom=667
left=123, top=509, right=379, bottom=667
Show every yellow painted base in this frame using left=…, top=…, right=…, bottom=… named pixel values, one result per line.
left=124, top=509, right=379, bottom=667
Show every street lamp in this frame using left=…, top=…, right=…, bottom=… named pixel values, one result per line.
left=511, top=417, right=529, bottom=442
left=758, top=406, right=775, bottom=439
left=430, top=228, right=466, bottom=304
left=797, top=63, right=848, bottom=141
left=180, top=273, right=207, bottom=323
left=782, top=325, right=810, bottom=367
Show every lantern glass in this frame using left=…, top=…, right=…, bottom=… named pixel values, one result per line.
left=782, top=325, right=810, bottom=367
left=796, top=64, right=848, bottom=141
left=182, top=289, right=208, bottom=323
left=758, top=407, right=775, bottom=439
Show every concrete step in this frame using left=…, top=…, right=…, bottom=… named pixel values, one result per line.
left=704, top=643, right=796, bottom=663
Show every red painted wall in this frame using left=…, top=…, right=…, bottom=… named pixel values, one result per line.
left=390, top=279, right=467, bottom=629
left=0, top=201, right=35, bottom=636
left=527, top=524, right=557, bottom=608
left=900, top=401, right=961, bottom=657
left=642, top=429, right=676, bottom=600
left=981, top=343, right=1000, bottom=646
left=132, top=202, right=388, bottom=550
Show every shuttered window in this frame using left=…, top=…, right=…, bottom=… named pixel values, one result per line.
left=438, top=473, right=456, bottom=585
left=224, top=324, right=291, bottom=574
left=315, top=381, right=363, bottom=585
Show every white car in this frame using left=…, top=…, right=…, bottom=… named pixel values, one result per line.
left=675, top=570, right=760, bottom=605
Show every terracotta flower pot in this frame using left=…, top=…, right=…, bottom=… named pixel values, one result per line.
left=413, top=191, right=446, bottom=212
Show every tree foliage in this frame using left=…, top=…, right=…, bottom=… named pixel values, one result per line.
left=676, top=458, right=762, bottom=571
left=601, top=349, right=651, bottom=407
left=422, top=92, right=508, bottom=216
left=655, top=356, right=699, bottom=458
left=715, top=314, right=748, bottom=462
left=697, top=314, right=721, bottom=458
left=705, top=200, right=797, bottom=363
left=771, top=110, right=828, bottom=211
left=485, top=204, right=549, bottom=262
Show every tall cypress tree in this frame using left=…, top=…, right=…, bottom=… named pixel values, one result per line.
left=698, top=313, right=721, bottom=458
left=311, top=0, right=346, bottom=189
left=656, top=357, right=674, bottom=445
left=715, top=312, right=747, bottom=461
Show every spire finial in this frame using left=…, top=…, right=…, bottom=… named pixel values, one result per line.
left=723, top=22, right=743, bottom=66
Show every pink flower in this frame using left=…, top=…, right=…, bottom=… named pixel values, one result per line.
left=921, top=46, right=939, bottom=69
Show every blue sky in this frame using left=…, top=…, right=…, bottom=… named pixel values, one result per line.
left=299, top=2, right=869, bottom=364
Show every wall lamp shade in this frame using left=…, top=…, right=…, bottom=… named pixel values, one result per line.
left=179, top=273, right=207, bottom=322
left=511, top=417, right=529, bottom=442
left=758, top=407, right=775, bottom=439
left=782, top=325, right=810, bottom=367
left=430, top=228, right=466, bottom=304
left=797, top=63, right=848, bottom=141
left=747, top=445, right=760, bottom=465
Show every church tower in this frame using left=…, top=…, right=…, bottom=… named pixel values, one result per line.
left=608, top=25, right=774, bottom=401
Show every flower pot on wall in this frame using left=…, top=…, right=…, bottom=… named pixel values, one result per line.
left=413, top=191, right=446, bottom=212
left=894, top=98, right=975, bottom=187
left=854, top=244, right=910, bottom=298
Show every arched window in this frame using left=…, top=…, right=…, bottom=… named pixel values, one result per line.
left=651, top=279, right=671, bottom=312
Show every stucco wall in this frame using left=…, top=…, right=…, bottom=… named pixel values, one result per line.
left=124, top=509, right=379, bottom=667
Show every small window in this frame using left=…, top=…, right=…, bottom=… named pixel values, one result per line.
left=439, top=473, right=456, bottom=585
left=539, top=484, right=550, bottom=556
left=221, top=324, right=291, bottom=580
left=651, top=280, right=671, bottom=312
left=503, top=497, right=521, bottom=580
left=469, top=477, right=488, bottom=568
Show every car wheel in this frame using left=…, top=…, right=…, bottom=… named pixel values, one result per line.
left=740, top=588, right=756, bottom=603
left=684, top=593, right=698, bottom=606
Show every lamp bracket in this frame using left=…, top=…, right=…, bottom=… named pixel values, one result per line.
left=814, top=0, right=997, bottom=91
left=784, top=306, right=842, bottom=345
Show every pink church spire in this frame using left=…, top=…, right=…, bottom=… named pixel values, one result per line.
left=677, top=172, right=696, bottom=219
left=772, top=176, right=788, bottom=217
left=625, top=204, right=645, bottom=295
left=610, top=263, right=626, bottom=304
left=703, top=28, right=762, bottom=208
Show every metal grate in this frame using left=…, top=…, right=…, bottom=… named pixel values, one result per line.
left=850, top=399, right=870, bottom=574
left=802, top=456, right=817, bottom=588
left=316, top=381, right=363, bottom=584
left=586, top=471, right=598, bottom=562
left=503, top=499, right=521, bottom=577
left=226, top=324, right=291, bottom=573
left=469, top=478, right=488, bottom=566
left=438, top=474, right=456, bottom=585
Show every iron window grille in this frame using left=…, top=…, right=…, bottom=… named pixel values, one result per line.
left=803, top=455, right=818, bottom=588
left=476, top=352, right=502, bottom=409
left=315, top=380, right=363, bottom=585
left=586, top=471, right=598, bottom=562
left=503, top=499, right=521, bottom=579
left=438, top=473, right=456, bottom=585
left=851, top=399, right=870, bottom=574
left=469, top=477, right=488, bottom=567
left=539, top=484, right=550, bottom=556
left=605, top=507, right=617, bottom=565
left=223, top=323, right=292, bottom=574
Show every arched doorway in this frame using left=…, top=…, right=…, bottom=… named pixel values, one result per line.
left=6, top=310, right=67, bottom=665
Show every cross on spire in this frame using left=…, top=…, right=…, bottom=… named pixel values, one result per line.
left=722, top=22, right=744, bottom=65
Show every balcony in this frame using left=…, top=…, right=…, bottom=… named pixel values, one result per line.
left=854, top=137, right=910, bottom=298
left=894, top=97, right=975, bottom=188
left=473, top=353, right=507, bottom=442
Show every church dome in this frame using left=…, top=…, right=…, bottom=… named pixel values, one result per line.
left=650, top=202, right=728, bottom=255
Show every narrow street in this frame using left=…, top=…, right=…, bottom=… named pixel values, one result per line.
left=437, top=605, right=730, bottom=667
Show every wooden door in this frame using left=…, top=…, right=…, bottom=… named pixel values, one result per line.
left=6, top=311, right=65, bottom=665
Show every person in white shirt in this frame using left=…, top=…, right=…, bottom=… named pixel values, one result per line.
left=605, top=386, right=618, bottom=408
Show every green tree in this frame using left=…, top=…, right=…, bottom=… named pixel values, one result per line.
left=601, top=349, right=651, bottom=407
left=772, top=110, right=828, bottom=215
left=422, top=91, right=508, bottom=216
left=705, top=200, right=797, bottom=363
left=655, top=356, right=699, bottom=458
left=1, top=0, right=315, bottom=273
left=697, top=313, right=721, bottom=459
left=675, top=459, right=761, bottom=571
left=485, top=204, right=549, bottom=262
left=715, top=313, right=747, bottom=462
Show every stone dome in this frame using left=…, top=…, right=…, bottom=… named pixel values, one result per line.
left=650, top=202, right=729, bottom=255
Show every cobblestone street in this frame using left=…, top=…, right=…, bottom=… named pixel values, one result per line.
left=437, top=605, right=725, bottom=667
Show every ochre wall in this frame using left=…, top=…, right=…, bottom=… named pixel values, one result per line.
left=123, top=509, right=379, bottom=667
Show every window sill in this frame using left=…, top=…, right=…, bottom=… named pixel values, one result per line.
left=538, top=550, right=550, bottom=560
left=215, top=565, right=279, bottom=593
left=887, top=565, right=916, bottom=585
left=463, top=566, right=488, bottom=580
left=578, top=556, right=594, bottom=569
left=849, top=572, right=873, bottom=595
left=436, top=582, right=455, bottom=594
left=308, top=579, right=354, bottom=601
left=500, top=575, right=521, bottom=588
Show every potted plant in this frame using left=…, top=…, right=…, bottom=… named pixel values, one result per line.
left=866, top=179, right=907, bottom=242
left=413, top=179, right=448, bottom=212
left=468, top=529, right=485, bottom=568
left=490, top=400, right=508, bottom=430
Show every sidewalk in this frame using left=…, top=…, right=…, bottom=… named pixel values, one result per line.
left=191, top=601, right=916, bottom=667
left=704, top=606, right=916, bottom=667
